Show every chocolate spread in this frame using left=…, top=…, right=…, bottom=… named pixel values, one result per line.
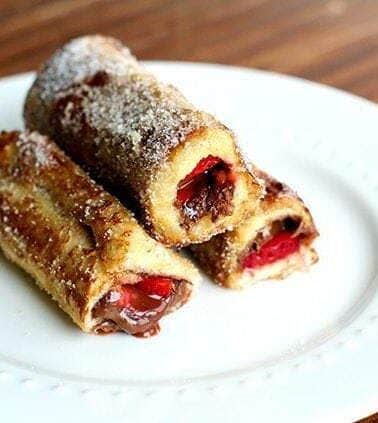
left=93, top=280, right=187, bottom=337
left=176, top=160, right=235, bottom=229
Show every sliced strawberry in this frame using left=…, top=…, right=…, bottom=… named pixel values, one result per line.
left=176, top=156, right=223, bottom=204
left=176, top=156, right=235, bottom=211
left=243, top=231, right=300, bottom=269
left=93, top=276, right=177, bottom=337
left=176, top=183, right=195, bottom=204
left=117, top=285, right=162, bottom=311
left=135, top=276, right=174, bottom=298
left=117, top=286, right=132, bottom=307
left=187, top=156, right=222, bottom=179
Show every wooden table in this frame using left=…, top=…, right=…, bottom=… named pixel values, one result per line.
left=0, top=0, right=377, bottom=421
left=0, top=0, right=377, bottom=102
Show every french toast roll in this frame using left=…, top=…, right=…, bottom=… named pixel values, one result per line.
left=0, top=131, right=199, bottom=337
left=191, top=169, right=318, bottom=289
left=24, top=35, right=261, bottom=247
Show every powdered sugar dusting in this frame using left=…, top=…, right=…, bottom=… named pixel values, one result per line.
left=25, top=35, right=222, bottom=198
left=1, top=130, right=198, bottom=334
left=36, top=35, right=138, bottom=103
left=17, top=131, right=53, bottom=167
left=82, top=75, right=217, bottom=172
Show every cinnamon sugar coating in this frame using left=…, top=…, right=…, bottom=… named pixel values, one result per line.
left=24, top=35, right=260, bottom=246
left=0, top=131, right=119, bottom=317
left=0, top=131, right=198, bottom=331
left=24, top=35, right=225, bottom=209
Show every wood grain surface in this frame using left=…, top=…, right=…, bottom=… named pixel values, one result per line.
left=0, top=0, right=377, bottom=102
left=0, top=1, right=377, bottom=421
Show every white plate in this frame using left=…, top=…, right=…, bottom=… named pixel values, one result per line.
left=1, top=63, right=378, bottom=423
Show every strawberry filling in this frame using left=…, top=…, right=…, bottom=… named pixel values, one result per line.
left=176, top=155, right=235, bottom=227
left=243, top=231, right=300, bottom=269
left=93, top=276, right=180, bottom=337
left=135, top=276, right=174, bottom=298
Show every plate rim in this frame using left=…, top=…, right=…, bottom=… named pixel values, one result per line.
left=0, top=63, right=377, bottom=422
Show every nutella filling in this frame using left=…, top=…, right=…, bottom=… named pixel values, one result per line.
left=175, top=156, right=235, bottom=228
left=93, top=276, right=188, bottom=337
left=242, top=217, right=303, bottom=270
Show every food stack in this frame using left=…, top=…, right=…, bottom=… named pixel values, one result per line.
left=0, top=35, right=318, bottom=337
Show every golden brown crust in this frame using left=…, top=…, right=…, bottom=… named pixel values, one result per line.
left=24, top=35, right=261, bottom=247
left=0, top=131, right=199, bottom=332
left=24, top=36, right=222, bottom=195
left=191, top=169, right=319, bottom=289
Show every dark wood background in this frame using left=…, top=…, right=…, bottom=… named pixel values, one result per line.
left=0, top=0, right=377, bottom=102
left=0, top=1, right=377, bottom=421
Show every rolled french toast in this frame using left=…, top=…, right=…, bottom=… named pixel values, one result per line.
left=191, top=169, right=318, bottom=289
left=0, top=131, right=199, bottom=337
left=24, top=35, right=261, bottom=247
